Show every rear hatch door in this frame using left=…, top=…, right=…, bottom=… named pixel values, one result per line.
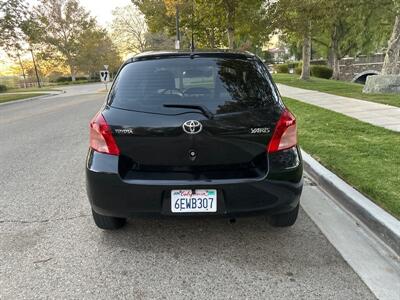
left=106, top=55, right=282, bottom=179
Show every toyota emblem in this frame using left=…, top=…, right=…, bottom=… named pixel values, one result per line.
left=182, top=120, right=202, bottom=134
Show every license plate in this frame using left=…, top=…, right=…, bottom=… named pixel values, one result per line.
left=171, top=189, right=217, bottom=213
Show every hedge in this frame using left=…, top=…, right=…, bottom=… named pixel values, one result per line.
left=0, top=84, right=7, bottom=92
left=292, top=64, right=333, bottom=79
left=275, top=64, right=289, bottom=73
left=52, top=76, right=88, bottom=83
left=311, top=65, right=333, bottom=79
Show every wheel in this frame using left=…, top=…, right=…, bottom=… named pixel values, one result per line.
left=269, top=204, right=299, bottom=227
left=91, top=209, right=126, bottom=230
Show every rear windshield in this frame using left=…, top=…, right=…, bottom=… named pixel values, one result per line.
left=108, top=57, right=276, bottom=115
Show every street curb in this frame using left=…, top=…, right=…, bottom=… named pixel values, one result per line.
left=302, top=150, right=400, bottom=256
left=0, top=91, right=65, bottom=107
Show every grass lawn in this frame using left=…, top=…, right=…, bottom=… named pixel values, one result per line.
left=6, top=87, right=59, bottom=93
left=0, top=93, right=46, bottom=104
left=283, top=97, right=400, bottom=218
left=274, top=73, right=400, bottom=108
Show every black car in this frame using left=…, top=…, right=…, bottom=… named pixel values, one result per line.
left=86, top=50, right=303, bottom=230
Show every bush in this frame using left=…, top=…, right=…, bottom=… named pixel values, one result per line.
left=54, top=76, right=72, bottom=82
left=310, top=59, right=327, bottom=65
left=292, top=64, right=333, bottom=78
left=0, top=84, right=7, bottom=92
left=52, top=76, right=88, bottom=83
left=311, top=65, right=333, bottom=79
left=294, top=62, right=303, bottom=75
left=286, top=61, right=301, bottom=69
left=275, top=64, right=289, bottom=73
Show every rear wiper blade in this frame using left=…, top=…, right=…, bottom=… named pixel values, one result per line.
left=163, top=104, right=214, bottom=119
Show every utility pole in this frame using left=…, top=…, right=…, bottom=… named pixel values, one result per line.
left=29, top=48, right=41, bottom=88
left=190, top=0, right=195, bottom=52
left=175, top=4, right=180, bottom=50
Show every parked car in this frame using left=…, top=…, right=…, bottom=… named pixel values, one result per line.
left=86, top=50, right=303, bottom=230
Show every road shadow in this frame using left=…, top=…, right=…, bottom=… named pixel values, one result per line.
left=97, top=208, right=336, bottom=273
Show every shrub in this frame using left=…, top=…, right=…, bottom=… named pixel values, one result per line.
left=287, top=61, right=301, bottom=69
left=55, top=76, right=72, bottom=82
left=294, top=62, right=303, bottom=75
left=275, top=64, right=289, bottom=73
left=52, top=76, right=88, bottom=83
left=311, top=65, right=333, bottom=79
left=0, top=84, right=7, bottom=92
left=293, top=64, right=333, bottom=79
left=310, top=59, right=327, bottom=65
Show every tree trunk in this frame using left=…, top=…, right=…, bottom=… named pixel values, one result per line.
left=210, top=29, right=215, bottom=48
left=224, top=0, right=235, bottom=49
left=17, top=54, right=27, bottom=89
left=328, top=46, right=334, bottom=69
left=332, top=53, right=340, bottom=80
left=227, top=27, right=234, bottom=49
left=66, top=54, right=76, bottom=81
left=331, top=26, right=340, bottom=80
left=300, top=24, right=311, bottom=80
left=382, top=15, right=400, bottom=75
left=69, top=64, right=76, bottom=81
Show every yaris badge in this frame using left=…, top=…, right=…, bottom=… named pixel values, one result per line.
left=182, top=120, right=202, bottom=134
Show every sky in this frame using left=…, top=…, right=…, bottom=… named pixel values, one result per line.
left=79, top=0, right=132, bottom=26
left=1, top=0, right=133, bottom=69
left=24, top=0, right=133, bottom=26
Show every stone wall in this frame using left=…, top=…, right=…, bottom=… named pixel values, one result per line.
left=336, top=53, right=398, bottom=81
left=338, top=57, right=383, bottom=81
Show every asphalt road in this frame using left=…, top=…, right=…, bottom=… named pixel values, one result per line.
left=0, top=84, right=375, bottom=299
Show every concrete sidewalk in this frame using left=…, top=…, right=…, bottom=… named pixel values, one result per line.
left=277, top=84, right=400, bottom=132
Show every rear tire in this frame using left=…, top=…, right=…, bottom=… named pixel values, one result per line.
left=92, top=209, right=126, bottom=230
left=269, top=204, right=299, bottom=227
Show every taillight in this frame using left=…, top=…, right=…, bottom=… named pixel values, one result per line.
left=89, top=113, right=120, bottom=155
left=267, top=109, right=297, bottom=153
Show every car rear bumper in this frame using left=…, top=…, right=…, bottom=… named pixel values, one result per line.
left=86, top=149, right=303, bottom=218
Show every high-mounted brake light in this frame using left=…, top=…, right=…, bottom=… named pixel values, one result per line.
left=267, top=109, right=297, bottom=153
left=89, top=113, right=120, bottom=155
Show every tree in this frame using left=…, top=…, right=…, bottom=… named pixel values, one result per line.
left=144, top=31, right=175, bottom=50
left=0, top=0, right=28, bottom=87
left=32, top=0, right=96, bottom=81
left=0, top=0, right=26, bottom=52
left=222, top=0, right=236, bottom=48
left=301, top=21, right=312, bottom=80
left=267, top=0, right=325, bottom=80
left=133, top=0, right=269, bottom=50
left=31, top=53, right=69, bottom=78
left=226, top=0, right=270, bottom=50
left=193, top=0, right=226, bottom=48
left=76, top=27, right=122, bottom=77
left=133, top=0, right=199, bottom=48
left=110, top=5, right=148, bottom=57
left=382, top=1, right=400, bottom=75
left=133, top=0, right=174, bottom=36
left=311, top=0, right=392, bottom=79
